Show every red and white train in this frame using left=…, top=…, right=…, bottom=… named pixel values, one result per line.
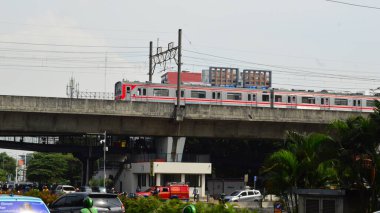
left=115, top=81, right=379, bottom=112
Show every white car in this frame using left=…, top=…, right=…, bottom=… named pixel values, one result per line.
left=224, top=189, right=262, bottom=202
left=54, top=185, right=76, bottom=194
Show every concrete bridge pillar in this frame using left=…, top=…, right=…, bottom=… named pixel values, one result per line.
left=155, top=137, right=186, bottom=162
left=74, top=146, right=97, bottom=186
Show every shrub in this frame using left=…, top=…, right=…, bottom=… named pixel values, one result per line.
left=121, top=196, right=257, bottom=213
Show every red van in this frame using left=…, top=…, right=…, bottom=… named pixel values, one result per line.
left=136, top=183, right=189, bottom=201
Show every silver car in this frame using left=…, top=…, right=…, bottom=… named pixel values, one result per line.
left=224, top=189, right=262, bottom=202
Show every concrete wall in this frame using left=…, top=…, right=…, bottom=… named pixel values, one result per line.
left=0, top=95, right=368, bottom=139
left=131, top=162, right=212, bottom=174
left=153, top=162, right=212, bottom=174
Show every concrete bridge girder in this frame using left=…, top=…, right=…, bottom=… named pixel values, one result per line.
left=0, top=96, right=369, bottom=140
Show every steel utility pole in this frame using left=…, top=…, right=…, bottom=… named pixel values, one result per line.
left=103, top=131, right=106, bottom=188
left=176, top=29, right=182, bottom=109
left=100, top=131, right=107, bottom=188
left=149, top=41, right=153, bottom=82
left=150, top=29, right=183, bottom=121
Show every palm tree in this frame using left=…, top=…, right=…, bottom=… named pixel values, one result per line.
left=329, top=115, right=378, bottom=212
left=262, top=149, right=299, bottom=212
left=262, top=131, right=338, bottom=212
left=329, top=116, right=376, bottom=189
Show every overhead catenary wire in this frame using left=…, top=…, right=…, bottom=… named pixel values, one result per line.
left=0, top=55, right=147, bottom=64
left=0, top=66, right=147, bottom=75
left=0, top=64, right=139, bottom=69
left=183, top=55, right=380, bottom=76
left=0, top=41, right=148, bottom=49
left=326, top=0, right=380, bottom=10
left=0, top=20, right=175, bottom=33
left=0, top=47, right=146, bottom=54
left=182, top=50, right=380, bottom=82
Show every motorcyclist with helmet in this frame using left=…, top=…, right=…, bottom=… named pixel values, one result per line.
left=80, top=197, right=98, bottom=213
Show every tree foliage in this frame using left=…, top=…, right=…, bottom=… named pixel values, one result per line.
left=262, top=100, right=380, bottom=212
left=0, top=152, right=16, bottom=182
left=26, top=153, right=81, bottom=185
left=262, top=131, right=338, bottom=212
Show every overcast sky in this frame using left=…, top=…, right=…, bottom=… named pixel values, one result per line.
left=0, top=0, right=380, bottom=97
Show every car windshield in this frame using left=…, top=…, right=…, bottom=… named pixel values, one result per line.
left=144, top=188, right=152, bottom=192
left=63, top=186, right=75, bottom=191
left=230, top=191, right=241, bottom=196
left=0, top=201, right=49, bottom=213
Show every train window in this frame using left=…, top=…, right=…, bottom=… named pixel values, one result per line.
left=191, top=91, right=206, bottom=98
left=252, top=94, right=256, bottom=101
left=301, top=97, right=315, bottom=104
left=137, top=88, right=146, bottom=96
left=175, top=90, right=184, bottom=97
left=367, top=100, right=375, bottom=107
left=262, top=94, right=270, bottom=102
left=212, top=92, right=221, bottom=99
left=227, top=93, right=242, bottom=100
left=153, top=89, right=169, bottom=96
left=126, top=87, right=131, bottom=94
left=275, top=95, right=282, bottom=102
left=137, top=88, right=144, bottom=96
left=248, top=94, right=251, bottom=101
left=334, top=98, right=348, bottom=105
left=358, top=100, right=361, bottom=106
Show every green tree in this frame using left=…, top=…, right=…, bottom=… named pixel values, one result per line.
left=262, top=131, right=338, bottom=212
left=0, top=152, right=16, bottom=182
left=329, top=102, right=380, bottom=212
left=61, top=154, right=82, bottom=186
left=26, top=153, right=81, bottom=185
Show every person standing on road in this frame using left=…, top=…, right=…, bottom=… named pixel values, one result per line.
left=193, top=187, right=199, bottom=202
left=80, top=197, right=98, bottom=213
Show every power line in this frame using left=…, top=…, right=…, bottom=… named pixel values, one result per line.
left=0, top=20, right=174, bottom=33
left=0, top=41, right=147, bottom=49
left=184, top=55, right=380, bottom=77
left=326, top=0, right=380, bottom=10
left=0, top=64, right=138, bottom=69
left=184, top=61, right=380, bottom=83
left=0, top=66, right=147, bottom=75
left=0, top=47, right=146, bottom=54
left=0, top=55, right=146, bottom=64
left=183, top=50, right=380, bottom=82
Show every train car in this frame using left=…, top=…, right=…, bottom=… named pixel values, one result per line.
left=114, top=81, right=379, bottom=113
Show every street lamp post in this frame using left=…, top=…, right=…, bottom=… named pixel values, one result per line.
left=100, top=131, right=107, bottom=188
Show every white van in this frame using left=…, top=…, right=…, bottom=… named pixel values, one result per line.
left=224, top=189, right=262, bottom=202
left=54, top=185, right=76, bottom=195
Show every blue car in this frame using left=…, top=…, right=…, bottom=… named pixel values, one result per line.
left=0, top=194, right=50, bottom=213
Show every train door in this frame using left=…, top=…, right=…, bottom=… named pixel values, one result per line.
left=247, top=93, right=257, bottom=107
left=353, top=99, right=362, bottom=112
left=287, top=95, right=297, bottom=109
left=212, top=91, right=222, bottom=105
left=320, top=97, right=330, bottom=110
left=126, top=86, right=131, bottom=101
